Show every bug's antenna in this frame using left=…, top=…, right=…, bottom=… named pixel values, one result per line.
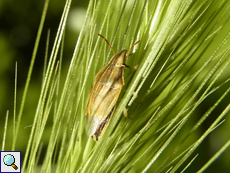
left=127, top=41, right=140, bottom=58
left=98, top=34, right=116, bottom=54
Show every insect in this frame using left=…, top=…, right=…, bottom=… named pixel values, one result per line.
left=85, top=34, right=139, bottom=141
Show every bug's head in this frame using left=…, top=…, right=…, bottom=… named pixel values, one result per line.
left=114, top=50, right=128, bottom=67
left=98, top=34, right=140, bottom=67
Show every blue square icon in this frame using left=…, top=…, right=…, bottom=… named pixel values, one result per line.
left=0, top=151, right=21, bottom=173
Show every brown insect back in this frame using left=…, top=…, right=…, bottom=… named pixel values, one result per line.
left=85, top=34, right=139, bottom=141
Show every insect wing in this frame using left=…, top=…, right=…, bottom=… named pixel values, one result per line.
left=85, top=58, right=124, bottom=139
left=84, top=35, right=139, bottom=141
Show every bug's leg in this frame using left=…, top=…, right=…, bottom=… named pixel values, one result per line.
left=122, top=63, right=131, bottom=68
left=127, top=63, right=138, bottom=73
left=124, top=64, right=139, bottom=85
left=123, top=108, right=132, bottom=119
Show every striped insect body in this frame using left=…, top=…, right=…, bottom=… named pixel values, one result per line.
left=85, top=34, right=139, bottom=141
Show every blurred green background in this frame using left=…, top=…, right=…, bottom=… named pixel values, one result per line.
left=0, top=0, right=89, bottom=159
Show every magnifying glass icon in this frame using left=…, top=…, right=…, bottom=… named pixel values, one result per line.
left=3, top=154, right=18, bottom=170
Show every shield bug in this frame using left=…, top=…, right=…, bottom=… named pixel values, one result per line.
left=85, top=34, right=139, bottom=141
